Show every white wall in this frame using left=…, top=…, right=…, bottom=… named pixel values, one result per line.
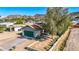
left=14, top=27, right=22, bottom=31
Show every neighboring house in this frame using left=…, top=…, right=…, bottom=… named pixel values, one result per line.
left=13, top=24, right=26, bottom=32
left=72, top=17, right=79, bottom=28
left=72, top=17, right=79, bottom=25
left=14, top=27, right=22, bottom=31
left=25, top=20, right=35, bottom=25
left=22, top=24, right=43, bottom=38
left=0, top=22, right=14, bottom=31
left=0, top=22, right=24, bottom=32
left=0, top=22, right=14, bottom=27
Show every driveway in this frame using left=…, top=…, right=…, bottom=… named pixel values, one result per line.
left=0, top=38, right=27, bottom=50
left=64, top=28, right=79, bottom=51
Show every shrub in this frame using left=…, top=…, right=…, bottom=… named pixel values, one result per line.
left=0, top=25, right=6, bottom=33
left=59, top=40, right=66, bottom=51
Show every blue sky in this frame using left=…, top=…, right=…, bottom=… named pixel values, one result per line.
left=68, top=7, right=79, bottom=13
left=0, top=7, right=47, bottom=16
left=0, top=7, right=79, bottom=16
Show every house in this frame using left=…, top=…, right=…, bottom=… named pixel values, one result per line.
left=25, top=20, right=35, bottom=26
left=0, top=22, right=24, bottom=32
left=0, top=22, right=14, bottom=31
left=0, top=22, right=14, bottom=27
left=22, top=24, right=43, bottom=38
left=72, top=17, right=79, bottom=25
left=72, top=17, right=79, bottom=28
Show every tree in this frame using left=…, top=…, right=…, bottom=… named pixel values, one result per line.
left=43, top=7, right=71, bottom=36
left=5, top=18, right=15, bottom=22
left=26, top=16, right=35, bottom=22
left=15, top=18, right=25, bottom=24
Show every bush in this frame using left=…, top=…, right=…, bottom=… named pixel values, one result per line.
left=59, top=40, right=66, bottom=51
left=44, top=36, right=59, bottom=51
left=0, top=25, right=6, bottom=33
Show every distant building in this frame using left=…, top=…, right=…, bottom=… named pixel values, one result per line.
left=0, top=22, right=14, bottom=31
left=72, top=17, right=79, bottom=25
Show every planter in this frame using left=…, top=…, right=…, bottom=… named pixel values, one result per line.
left=49, top=28, right=71, bottom=51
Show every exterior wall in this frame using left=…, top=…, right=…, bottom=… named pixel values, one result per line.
left=22, top=30, right=24, bottom=36
left=14, top=27, right=22, bottom=31
left=34, top=30, right=41, bottom=38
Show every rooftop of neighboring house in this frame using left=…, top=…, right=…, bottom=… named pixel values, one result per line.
left=13, top=24, right=26, bottom=27
left=22, top=24, right=43, bottom=30
left=0, top=22, right=14, bottom=26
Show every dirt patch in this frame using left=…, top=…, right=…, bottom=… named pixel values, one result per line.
left=14, top=40, right=36, bottom=51
left=29, top=38, right=53, bottom=51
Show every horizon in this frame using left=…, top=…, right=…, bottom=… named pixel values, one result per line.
left=0, top=7, right=79, bottom=17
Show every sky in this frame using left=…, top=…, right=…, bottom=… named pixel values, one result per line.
left=0, top=7, right=47, bottom=16
left=68, top=7, right=79, bottom=13
left=0, top=7, right=79, bottom=16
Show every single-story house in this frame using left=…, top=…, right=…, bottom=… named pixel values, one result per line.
left=22, top=24, right=43, bottom=38
left=0, top=22, right=14, bottom=27
left=0, top=22, right=14, bottom=31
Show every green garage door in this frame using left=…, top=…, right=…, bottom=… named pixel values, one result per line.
left=24, top=30, right=34, bottom=37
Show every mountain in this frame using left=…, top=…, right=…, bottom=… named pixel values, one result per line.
left=4, top=14, right=45, bottom=20
left=5, top=15, right=26, bottom=19
left=34, top=14, right=45, bottom=19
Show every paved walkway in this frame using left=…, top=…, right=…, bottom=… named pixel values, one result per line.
left=64, top=28, right=79, bottom=51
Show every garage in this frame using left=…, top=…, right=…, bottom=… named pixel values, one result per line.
left=22, top=24, right=43, bottom=38
left=24, top=30, right=34, bottom=37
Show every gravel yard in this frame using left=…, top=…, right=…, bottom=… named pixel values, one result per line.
left=28, top=38, right=53, bottom=51
left=14, top=39, right=36, bottom=51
